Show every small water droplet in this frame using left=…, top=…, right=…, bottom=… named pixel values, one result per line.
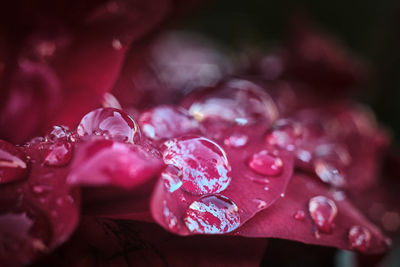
left=309, top=196, right=338, bottom=233
left=266, top=119, right=302, bottom=151
left=183, top=194, right=240, bottom=234
left=77, top=108, right=139, bottom=143
left=264, top=186, right=270, bottom=191
left=294, top=210, right=306, bottom=221
left=333, top=190, right=346, bottom=201
left=314, top=159, right=345, bottom=187
left=46, top=125, right=70, bottom=141
left=161, top=165, right=183, bottom=193
left=252, top=198, right=267, bottom=209
left=224, top=133, right=248, bottom=148
left=112, top=38, right=122, bottom=50
left=296, top=149, right=312, bottom=163
left=43, top=142, right=73, bottom=167
left=280, top=193, right=285, bottom=198
left=161, top=136, right=231, bottom=195
left=163, top=201, right=179, bottom=233
left=248, top=150, right=283, bottom=176
left=348, top=225, right=371, bottom=252
left=0, top=140, right=28, bottom=184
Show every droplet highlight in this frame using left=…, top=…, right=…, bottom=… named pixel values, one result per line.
left=248, top=150, right=283, bottom=176
left=308, top=196, right=338, bottom=233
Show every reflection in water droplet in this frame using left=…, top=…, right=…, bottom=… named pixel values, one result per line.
left=161, top=165, right=183, bottom=193
left=163, top=201, right=180, bottom=233
left=184, top=195, right=240, bottom=234
left=43, top=142, right=73, bottom=167
left=309, top=196, right=337, bottom=233
left=224, top=133, right=248, bottom=148
left=248, top=150, right=283, bottom=176
left=77, top=108, right=139, bottom=143
left=314, top=159, right=345, bottom=187
left=348, top=225, right=371, bottom=252
left=161, top=136, right=231, bottom=195
left=102, top=93, right=122, bottom=109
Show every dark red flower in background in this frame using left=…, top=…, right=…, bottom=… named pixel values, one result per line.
left=0, top=1, right=399, bottom=266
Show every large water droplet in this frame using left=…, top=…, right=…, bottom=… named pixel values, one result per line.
left=309, top=196, right=338, bottom=233
left=43, top=142, right=73, bottom=167
left=161, top=165, right=183, bottom=193
left=348, top=225, right=371, bottom=252
left=266, top=119, right=302, bottom=151
left=183, top=195, right=240, bottom=234
left=248, top=150, right=283, bottom=176
left=224, top=133, right=248, bottom=148
left=313, top=159, right=345, bottom=187
left=161, top=136, right=231, bottom=195
left=0, top=140, right=28, bottom=184
left=188, top=79, right=279, bottom=125
left=77, top=108, right=139, bottom=143
left=139, top=106, right=198, bottom=141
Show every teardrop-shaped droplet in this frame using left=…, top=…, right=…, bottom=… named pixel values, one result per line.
left=313, top=159, right=346, bottom=187
left=248, top=150, right=283, bottom=176
left=0, top=140, right=28, bottom=184
left=161, top=136, right=231, bottom=195
left=161, top=165, right=183, bottom=193
left=224, top=133, right=248, bottom=148
left=266, top=119, right=302, bottom=151
left=348, top=225, right=371, bottom=252
left=309, top=196, right=338, bottom=233
left=183, top=194, right=240, bottom=234
left=43, top=142, right=73, bottom=167
left=77, top=107, right=139, bottom=143
left=139, top=105, right=198, bottom=141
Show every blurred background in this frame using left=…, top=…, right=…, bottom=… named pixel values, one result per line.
left=176, top=0, right=400, bottom=143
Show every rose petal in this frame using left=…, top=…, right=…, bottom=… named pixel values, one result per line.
left=236, top=173, right=389, bottom=254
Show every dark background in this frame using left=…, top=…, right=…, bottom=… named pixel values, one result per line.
left=179, top=0, right=400, bottom=143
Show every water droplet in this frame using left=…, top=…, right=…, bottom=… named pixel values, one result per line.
left=102, top=93, right=122, bottom=109
left=294, top=210, right=306, bottom=221
left=139, top=106, right=198, bottom=141
left=46, top=125, right=70, bottom=141
left=183, top=195, right=240, bottom=234
left=112, top=38, right=122, bottom=50
left=161, top=165, right=182, bottom=193
left=43, top=142, right=73, bottom=167
left=348, top=226, right=371, bottom=252
left=77, top=108, right=139, bottom=143
left=309, top=196, right=338, bottom=233
left=280, top=193, right=285, bottom=198
left=224, top=133, right=248, bottom=148
left=248, top=150, right=283, bottom=176
left=266, top=119, right=302, bottom=151
left=188, top=79, right=279, bottom=125
left=333, top=190, right=346, bottom=201
left=0, top=140, right=28, bottom=184
left=161, top=136, right=231, bottom=195
left=314, top=159, right=345, bottom=187
left=264, top=186, right=270, bottom=191
left=252, top=198, right=267, bottom=209
left=163, top=201, right=180, bottom=233
left=296, top=149, right=312, bottom=163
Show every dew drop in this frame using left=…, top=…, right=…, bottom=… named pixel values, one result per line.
left=314, top=159, right=345, bottom=187
left=294, top=210, right=306, bottom=221
left=266, top=119, right=302, bottom=151
left=348, top=225, right=371, bottom=252
left=163, top=201, right=180, bottom=233
left=161, top=136, right=231, bottom=195
left=248, top=150, right=283, bottom=176
left=0, top=140, right=28, bottom=184
left=77, top=108, right=139, bottom=143
left=161, top=165, right=183, bottom=193
left=139, top=106, right=198, bottom=141
left=224, top=133, right=248, bottom=148
left=43, top=142, right=73, bottom=167
left=252, top=198, right=267, bottom=209
left=46, top=125, right=70, bottom=142
left=183, top=195, right=240, bottom=234
left=308, top=196, right=338, bottom=233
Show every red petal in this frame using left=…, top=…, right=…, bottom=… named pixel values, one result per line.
left=236, top=173, right=389, bottom=254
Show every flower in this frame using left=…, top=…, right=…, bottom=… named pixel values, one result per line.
left=0, top=1, right=398, bottom=266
